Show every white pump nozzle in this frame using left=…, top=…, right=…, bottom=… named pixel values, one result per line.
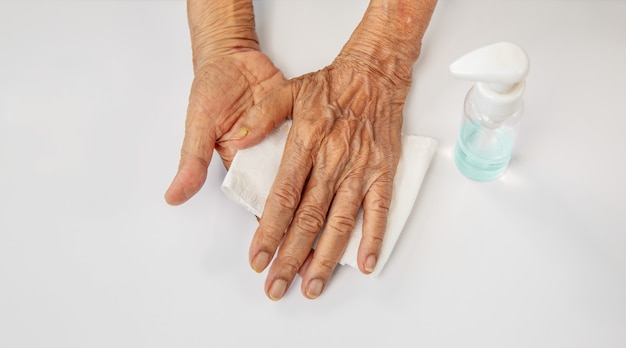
left=450, top=42, right=530, bottom=121
left=450, top=41, right=529, bottom=92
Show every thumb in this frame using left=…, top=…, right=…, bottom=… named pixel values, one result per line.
left=219, top=81, right=296, bottom=150
left=164, top=105, right=217, bottom=206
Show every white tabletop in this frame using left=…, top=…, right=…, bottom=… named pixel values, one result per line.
left=1, top=1, right=625, bottom=347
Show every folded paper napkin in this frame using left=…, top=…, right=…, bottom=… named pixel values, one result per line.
left=221, top=121, right=437, bottom=277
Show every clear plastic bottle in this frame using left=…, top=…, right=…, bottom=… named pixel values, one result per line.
left=454, top=86, right=523, bottom=181
left=450, top=42, right=529, bottom=181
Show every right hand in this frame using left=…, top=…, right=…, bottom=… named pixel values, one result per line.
left=164, top=49, right=285, bottom=206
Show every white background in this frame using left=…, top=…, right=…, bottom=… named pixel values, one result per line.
left=1, top=0, right=625, bottom=347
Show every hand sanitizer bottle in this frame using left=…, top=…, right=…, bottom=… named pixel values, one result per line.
left=450, top=42, right=530, bottom=181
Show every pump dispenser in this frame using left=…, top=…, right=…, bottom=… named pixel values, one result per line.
left=450, top=42, right=530, bottom=181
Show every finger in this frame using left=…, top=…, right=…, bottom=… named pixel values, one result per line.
left=248, top=120, right=313, bottom=274
left=219, top=81, right=296, bottom=150
left=164, top=92, right=217, bottom=206
left=263, top=159, right=338, bottom=301
left=358, top=178, right=394, bottom=274
left=301, top=178, right=363, bottom=299
left=297, top=249, right=315, bottom=277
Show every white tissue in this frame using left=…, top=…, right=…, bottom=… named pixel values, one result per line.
left=221, top=121, right=437, bottom=277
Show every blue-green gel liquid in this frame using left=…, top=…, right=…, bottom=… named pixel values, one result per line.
left=454, top=120, right=514, bottom=181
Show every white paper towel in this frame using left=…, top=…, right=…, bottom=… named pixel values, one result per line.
left=221, top=121, right=437, bottom=277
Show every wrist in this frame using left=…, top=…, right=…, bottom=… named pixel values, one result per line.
left=336, top=0, right=436, bottom=84
left=187, top=0, right=259, bottom=68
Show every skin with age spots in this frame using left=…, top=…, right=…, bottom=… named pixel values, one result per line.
left=166, top=0, right=437, bottom=301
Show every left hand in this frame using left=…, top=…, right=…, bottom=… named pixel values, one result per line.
left=221, top=53, right=412, bottom=300
left=220, top=0, right=437, bottom=300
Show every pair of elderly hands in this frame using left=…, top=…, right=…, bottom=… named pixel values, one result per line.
left=165, top=0, right=436, bottom=300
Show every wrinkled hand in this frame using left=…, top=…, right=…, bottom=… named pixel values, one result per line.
left=222, top=54, right=413, bottom=300
left=165, top=49, right=284, bottom=205
left=170, top=0, right=435, bottom=301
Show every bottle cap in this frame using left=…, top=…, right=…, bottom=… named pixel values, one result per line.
left=450, top=42, right=530, bottom=121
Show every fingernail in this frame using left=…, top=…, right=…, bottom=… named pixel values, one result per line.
left=251, top=251, right=270, bottom=273
left=268, top=279, right=288, bottom=301
left=221, top=127, right=248, bottom=143
left=365, top=255, right=377, bottom=273
left=305, top=279, right=324, bottom=299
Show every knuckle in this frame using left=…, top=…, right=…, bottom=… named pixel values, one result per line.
left=271, top=182, right=301, bottom=211
left=326, top=214, right=356, bottom=240
left=364, top=234, right=384, bottom=246
left=278, top=254, right=302, bottom=276
left=366, top=180, right=393, bottom=215
left=337, top=178, right=364, bottom=197
left=292, top=121, right=328, bottom=152
left=314, top=256, right=337, bottom=275
left=257, top=228, right=283, bottom=248
left=293, top=207, right=326, bottom=237
left=317, top=149, right=348, bottom=178
left=180, top=146, right=209, bottom=167
left=368, top=197, right=391, bottom=215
